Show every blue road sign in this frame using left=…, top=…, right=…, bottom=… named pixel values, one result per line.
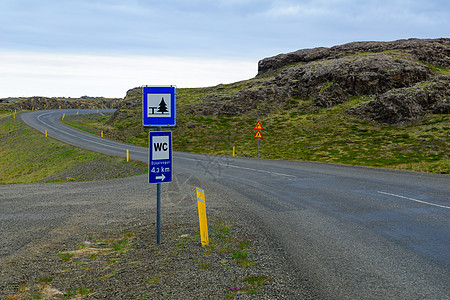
left=149, top=131, right=172, bottom=184
left=143, top=86, right=176, bottom=127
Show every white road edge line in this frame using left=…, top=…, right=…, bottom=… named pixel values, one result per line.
left=378, top=191, right=450, bottom=209
left=177, top=156, right=296, bottom=178
left=218, top=162, right=296, bottom=178
left=36, top=111, right=147, bottom=154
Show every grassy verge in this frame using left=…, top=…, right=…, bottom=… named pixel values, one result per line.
left=63, top=97, right=450, bottom=174
left=0, top=112, right=147, bottom=184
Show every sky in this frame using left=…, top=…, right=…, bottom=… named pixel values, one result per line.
left=0, top=0, right=449, bottom=98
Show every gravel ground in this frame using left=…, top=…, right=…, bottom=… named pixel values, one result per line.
left=41, top=158, right=148, bottom=183
left=0, top=173, right=316, bottom=299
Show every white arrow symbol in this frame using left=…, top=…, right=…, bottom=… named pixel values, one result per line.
left=155, top=174, right=165, bottom=181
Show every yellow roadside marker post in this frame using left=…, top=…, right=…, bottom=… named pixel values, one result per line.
left=196, top=188, right=209, bottom=247
left=126, top=149, right=129, bottom=162
left=45, top=130, right=47, bottom=137
left=76, top=111, right=79, bottom=115
left=233, top=146, right=235, bottom=157
left=62, top=114, right=65, bottom=121
left=101, top=131, right=103, bottom=137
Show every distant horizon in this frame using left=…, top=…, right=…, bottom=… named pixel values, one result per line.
left=0, top=51, right=257, bottom=99
left=0, top=95, right=124, bottom=100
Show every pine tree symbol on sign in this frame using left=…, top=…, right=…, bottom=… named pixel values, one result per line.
left=157, top=98, right=168, bottom=114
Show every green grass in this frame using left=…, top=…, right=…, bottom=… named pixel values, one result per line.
left=243, top=275, right=270, bottom=286
left=61, top=80, right=449, bottom=174
left=420, top=62, right=450, bottom=75
left=8, top=215, right=270, bottom=299
left=58, top=252, right=75, bottom=261
left=109, top=233, right=134, bottom=252
left=175, top=90, right=448, bottom=173
left=0, top=113, right=147, bottom=184
left=148, top=276, right=162, bottom=283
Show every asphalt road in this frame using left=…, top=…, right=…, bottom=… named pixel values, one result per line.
left=13, top=109, right=450, bottom=298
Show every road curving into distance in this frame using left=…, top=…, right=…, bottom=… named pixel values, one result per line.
left=16, top=109, right=450, bottom=298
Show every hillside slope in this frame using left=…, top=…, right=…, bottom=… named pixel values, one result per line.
left=191, top=38, right=449, bottom=123
left=85, top=38, right=449, bottom=173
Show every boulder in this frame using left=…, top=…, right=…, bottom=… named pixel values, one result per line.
left=351, top=76, right=450, bottom=124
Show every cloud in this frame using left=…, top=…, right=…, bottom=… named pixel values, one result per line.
left=1, top=0, right=448, bottom=60
left=0, top=0, right=448, bottom=99
left=0, top=51, right=256, bottom=98
left=265, top=5, right=301, bottom=17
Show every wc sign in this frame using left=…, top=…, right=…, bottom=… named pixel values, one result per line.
left=149, top=131, right=172, bottom=184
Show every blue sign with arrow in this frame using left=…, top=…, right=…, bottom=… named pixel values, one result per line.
left=149, top=131, right=172, bottom=184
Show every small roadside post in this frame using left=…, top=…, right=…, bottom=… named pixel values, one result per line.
left=142, top=85, right=176, bottom=245
left=196, top=188, right=209, bottom=246
left=253, top=121, right=263, bottom=158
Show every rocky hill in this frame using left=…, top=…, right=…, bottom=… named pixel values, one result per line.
left=120, top=38, right=448, bottom=124
left=95, top=38, right=449, bottom=173
left=183, top=38, right=448, bottom=124
left=0, top=96, right=122, bottom=111
left=255, top=38, right=450, bottom=124
left=257, top=38, right=449, bottom=75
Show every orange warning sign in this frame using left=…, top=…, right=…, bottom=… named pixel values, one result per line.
left=254, top=130, right=263, bottom=139
left=253, top=121, right=263, bottom=130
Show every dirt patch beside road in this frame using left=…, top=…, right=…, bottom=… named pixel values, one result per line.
left=0, top=175, right=315, bottom=299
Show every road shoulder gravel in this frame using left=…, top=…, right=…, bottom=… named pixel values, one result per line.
left=0, top=174, right=315, bottom=299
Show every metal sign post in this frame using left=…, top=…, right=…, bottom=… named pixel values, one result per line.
left=257, top=139, right=260, bottom=158
left=148, top=130, right=173, bottom=245
left=143, top=86, right=176, bottom=245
